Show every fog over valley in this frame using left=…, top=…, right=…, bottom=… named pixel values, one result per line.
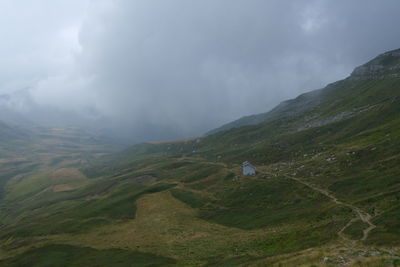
left=1, top=0, right=400, bottom=142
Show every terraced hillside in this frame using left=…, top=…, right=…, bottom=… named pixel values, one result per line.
left=1, top=49, right=400, bottom=266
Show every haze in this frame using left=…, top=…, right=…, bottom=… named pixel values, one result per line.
left=1, top=0, right=400, bottom=143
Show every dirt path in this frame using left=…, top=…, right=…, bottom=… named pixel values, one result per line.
left=288, top=176, right=376, bottom=242
left=257, top=167, right=376, bottom=242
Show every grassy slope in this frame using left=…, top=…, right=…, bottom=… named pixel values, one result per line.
left=0, top=244, right=176, bottom=267
left=1, top=52, right=400, bottom=265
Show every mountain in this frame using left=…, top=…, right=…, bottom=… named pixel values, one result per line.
left=0, top=120, right=30, bottom=159
left=0, top=120, right=27, bottom=142
left=1, top=49, right=400, bottom=266
left=207, top=48, right=400, bottom=135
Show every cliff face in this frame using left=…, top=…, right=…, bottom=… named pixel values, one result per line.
left=350, top=48, right=400, bottom=79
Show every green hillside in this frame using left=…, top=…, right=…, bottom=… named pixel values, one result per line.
left=1, top=49, right=400, bottom=266
left=207, top=48, right=400, bottom=136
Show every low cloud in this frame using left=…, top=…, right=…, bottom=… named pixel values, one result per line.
left=1, top=0, right=400, bottom=142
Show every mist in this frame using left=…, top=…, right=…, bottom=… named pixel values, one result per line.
left=1, top=0, right=400, bottom=143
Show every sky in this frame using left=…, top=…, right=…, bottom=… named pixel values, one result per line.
left=0, top=0, right=400, bottom=142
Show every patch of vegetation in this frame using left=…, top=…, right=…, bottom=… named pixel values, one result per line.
left=223, top=172, right=235, bottom=181
left=368, top=205, right=400, bottom=245
left=255, top=223, right=339, bottom=257
left=1, top=182, right=177, bottom=237
left=182, top=165, right=222, bottom=183
left=0, top=244, right=176, bottom=266
left=206, top=255, right=261, bottom=267
left=0, top=162, right=39, bottom=198
left=188, top=177, right=220, bottom=190
left=161, top=161, right=194, bottom=170
left=48, top=156, right=71, bottom=166
left=200, top=179, right=351, bottom=230
left=342, top=220, right=369, bottom=240
left=170, top=189, right=210, bottom=208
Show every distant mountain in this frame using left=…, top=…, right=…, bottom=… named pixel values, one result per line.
left=0, top=120, right=27, bottom=142
left=207, top=48, right=400, bottom=135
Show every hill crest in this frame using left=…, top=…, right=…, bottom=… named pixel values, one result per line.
left=207, top=48, right=400, bottom=135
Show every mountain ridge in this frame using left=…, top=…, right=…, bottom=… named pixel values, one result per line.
left=207, top=48, right=400, bottom=136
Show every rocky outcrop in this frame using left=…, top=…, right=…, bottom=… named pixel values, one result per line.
left=350, top=49, right=400, bottom=80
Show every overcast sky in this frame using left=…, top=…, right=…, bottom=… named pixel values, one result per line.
left=1, top=0, right=400, bottom=142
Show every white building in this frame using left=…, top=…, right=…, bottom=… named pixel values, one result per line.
left=242, top=161, right=256, bottom=176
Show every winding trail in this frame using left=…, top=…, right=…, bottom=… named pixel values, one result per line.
left=257, top=166, right=376, bottom=242
left=287, top=176, right=376, bottom=241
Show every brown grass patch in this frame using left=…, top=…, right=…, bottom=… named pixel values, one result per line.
left=4, top=190, right=397, bottom=266
left=52, top=184, right=75, bottom=192
left=52, top=168, right=85, bottom=182
left=46, top=191, right=281, bottom=265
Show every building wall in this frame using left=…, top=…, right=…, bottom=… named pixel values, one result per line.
left=243, top=165, right=256, bottom=175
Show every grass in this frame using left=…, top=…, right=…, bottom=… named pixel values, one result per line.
left=368, top=205, right=400, bottom=245
left=0, top=162, right=39, bottom=198
left=181, top=165, right=222, bottom=183
left=255, top=223, right=338, bottom=256
left=342, top=220, right=369, bottom=240
left=0, top=244, right=176, bottom=267
left=170, top=189, right=211, bottom=208
left=27, top=190, right=334, bottom=266
left=0, top=181, right=177, bottom=237
left=199, top=178, right=351, bottom=230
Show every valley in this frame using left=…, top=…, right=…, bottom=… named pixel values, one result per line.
left=0, top=49, right=400, bottom=266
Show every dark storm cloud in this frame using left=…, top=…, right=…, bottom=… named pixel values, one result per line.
left=1, top=0, right=400, bottom=142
